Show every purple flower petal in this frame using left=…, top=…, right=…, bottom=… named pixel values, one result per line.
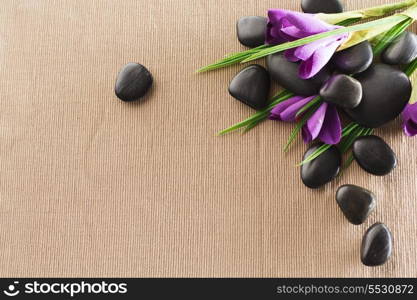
left=270, top=96, right=304, bottom=120
left=283, top=11, right=336, bottom=34
left=267, top=9, right=287, bottom=23
left=269, top=95, right=315, bottom=122
left=302, top=102, right=327, bottom=143
left=284, top=48, right=300, bottom=62
left=403, top=120, right=417, bottom=137
left=402, top=103, right=417, bottom=122
left=402, top=103, right=417, bottom=137
left=266, top=9, right=349, bottom=79
left=317, top=104, right=342, bottom=144
left=280, top=96, right=316, bottom=121
left=298, top=38, right=345, bottom=79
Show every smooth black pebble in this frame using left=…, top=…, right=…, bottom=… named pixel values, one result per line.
left=237, top=16, right=267, bottom=48
left=228, top=65, right=270, bottom=110
left=301, top=0, right=343, bottom=13
left=267, top=53, right=331, bottom=96
left=332, top=41, right=373, bottom=74
left=382, top=31, right=417, bottom=65
left=361, top=223, right=393, bottom=267
left=115, top=63, right=153, bottom=102
left=352, top=135, right=397, bottom=176
left=336, top=185, right=376, bottom=225
left=320, top=74, right=362, bottom=109
left=345, top=64, right=411, bottom=128
left=301, top=145, right=341, bottom=189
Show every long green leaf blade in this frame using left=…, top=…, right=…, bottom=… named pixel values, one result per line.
left=298, top=144, right=333, bottom=166
left=197, top=45, right=268, bottom=73
left=373, top=18, right=413, bottom=55
left=405, top=57, right=417, bottom=76
left=283, top=106, right=318, bottom=152
left=217, top=90, right=294, bottom=135
left=242, top=15, right=407, bottom=63
left=295, top=96, right=322, bottom=118
left=298, top=123, right=359, bottom=166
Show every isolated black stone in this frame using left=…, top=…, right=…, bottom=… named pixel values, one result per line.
left=332, top=41, right=373, bottom=74
left=352, top=135, right=397, bottom=176
left=344, top=64, right=411, bottom=128
left=336, top=185, right=376, bottom=225
left=301, top=0, right=343, bottom=13
left=267, top=53, right=331, bottom=96
left=361, top=223, right=393, bottom=267
left=115, top=63, right=153, bottom=102
left=320, top=74, right=362, bottom=109
left=228, top=65, right=270, bottom=110
left=382, top=31, right=417, bottom=65
left=301, top=145, right=341, bottom=189
left=237, top=16, right=267, bottom=48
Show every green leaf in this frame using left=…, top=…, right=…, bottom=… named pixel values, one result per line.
left=242, top=117, right=265, bottom=133
left=197, top=45, right=268, bottom=73
left=242, top=15, right=408, bottom=63
left=340, top=126, right=374, bottom=154
left=339, top=127, right=365, bottom=154
left=405, top=57, right=417, bottom=76
left=341, top=128, right=374, bottom=171
left=197, top=1, right=416, bottom=73
left=197, top=19, right=361, bottom=73
left=217, top=90, right=294, bottom=135
left=404, top=58, right=417, bottom=104
left=402, top=2, right=417, bottom=19
left=318, top=0, right=417, bottom=24
left=298, top=143, right=333, bottom=166
left=341, top=3, right=417, bottom=50
left=217, top=112, right=267, bottom=136
left=335, top=18, right=362, bottom=27
left=372, top=18, right=413, bottom=55
left=342, top=153, right=355, bottom=171
left=342, top=122, right=361, bottom=136
left=298, top=123, right=359, bottom=166
left=295, top=96, right=322, bottom=119
left=283, top=105, right=318, bottom=152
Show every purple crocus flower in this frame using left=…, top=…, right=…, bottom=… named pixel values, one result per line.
left=269, top=95, right=342, bottom=144
left=266, top=9, right=349, bottom=79
left=302, top=102, right=342, bottom=145
left=402, top=103, right=417, bottom=137
left=269, top=95, right=316, bottom=121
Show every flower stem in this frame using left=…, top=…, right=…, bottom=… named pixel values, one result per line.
left=319, top=0, right=417, bottom=24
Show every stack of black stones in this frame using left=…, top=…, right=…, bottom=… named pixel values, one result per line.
left=233, top=0, right=417, bottom=266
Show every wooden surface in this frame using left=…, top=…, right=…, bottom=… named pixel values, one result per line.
left=0, top=0, right=416, bottom=277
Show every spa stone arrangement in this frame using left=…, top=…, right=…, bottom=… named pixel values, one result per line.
left=113, top=0, right=417, bottom=267
left=197, top=0, right=417, bottom=267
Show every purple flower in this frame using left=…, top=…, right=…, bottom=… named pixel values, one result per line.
left=269, top=95, right=316, bottom=121
left=402, top=103, right=417, bottom=137
left=269, top=95, right=342, bottom=145
left=266, top=9, right=349, bottom=79
left=302, top=102, right=341, bottom=145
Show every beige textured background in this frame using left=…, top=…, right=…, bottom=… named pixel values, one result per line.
left=0, top=0, right=416, bottom=278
